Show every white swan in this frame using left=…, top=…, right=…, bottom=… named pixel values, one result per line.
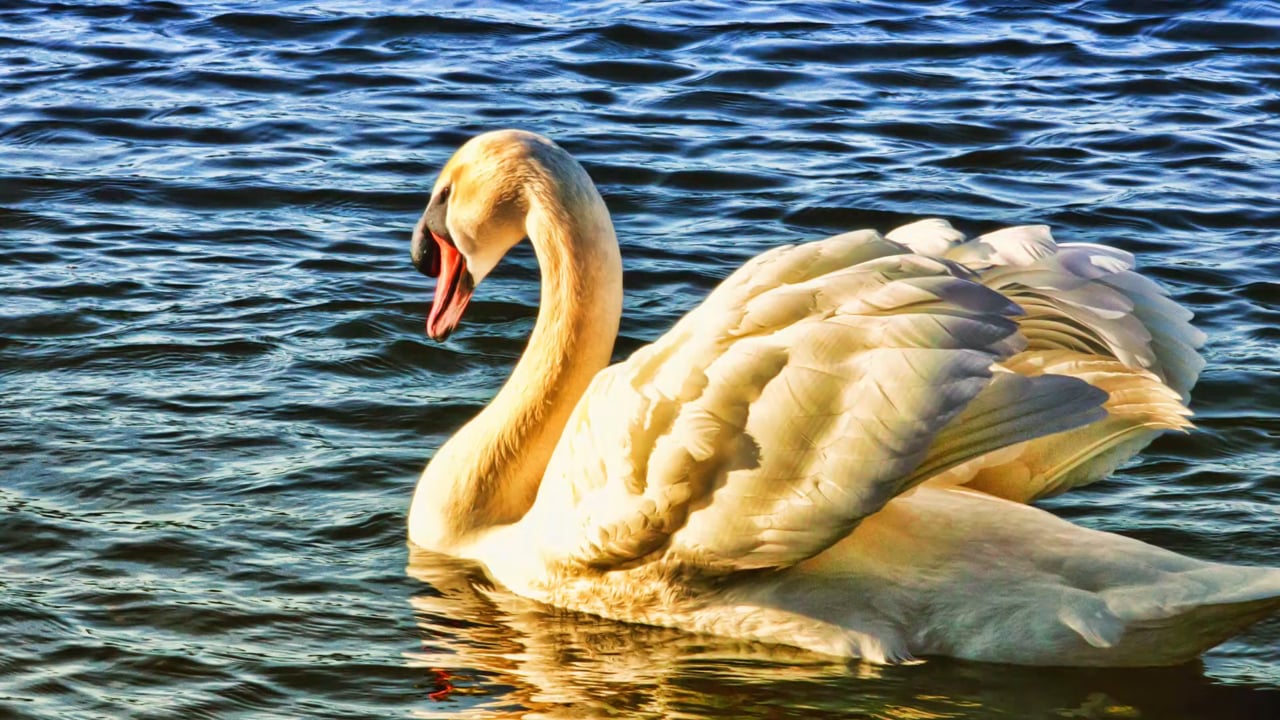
left=406, top=129, right=1280, bottom=666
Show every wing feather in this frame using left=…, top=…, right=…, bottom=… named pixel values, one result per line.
left=924, top=350, right=1193, bottom=502
left=931, top=221, right=1203, bottom=397
left=888, top=218, right=1203, bottom=499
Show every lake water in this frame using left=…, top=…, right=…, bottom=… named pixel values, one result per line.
left=3, top=1, right=1279, bottom=717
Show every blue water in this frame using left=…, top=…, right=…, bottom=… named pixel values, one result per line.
left=3, top=1, right=1279, bottom=717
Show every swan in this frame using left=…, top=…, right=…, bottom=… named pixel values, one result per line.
left=406, top=129, right=1280, bottom=666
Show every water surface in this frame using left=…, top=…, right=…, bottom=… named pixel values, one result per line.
left=3, top=1, right=1279, bottom=717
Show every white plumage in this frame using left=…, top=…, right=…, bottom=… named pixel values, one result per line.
left=408, top=130, right=1280, bottom=666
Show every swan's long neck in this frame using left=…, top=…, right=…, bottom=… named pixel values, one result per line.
left=409, top=161, right=622, bottom=552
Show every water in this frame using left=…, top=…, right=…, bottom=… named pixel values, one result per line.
left=3, top=0, right=1279, bottom=717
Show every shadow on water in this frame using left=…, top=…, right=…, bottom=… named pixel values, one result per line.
left=405, top=548, right=1280, bottom=719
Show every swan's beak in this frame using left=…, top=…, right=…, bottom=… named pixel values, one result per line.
left=412, top=213, right=475, bottom=341
left=425, top=231, right=474, bottom=342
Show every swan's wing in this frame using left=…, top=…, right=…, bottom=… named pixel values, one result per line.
left=889, top=219, right=1205, bottom=400
left=889, top=219, right=1204, bottom=500
left=526, top=231, right=1107, bottom=573
left=922, top=350, right=1193, bottom=502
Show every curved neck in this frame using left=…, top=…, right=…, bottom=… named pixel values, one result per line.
left=410, top=166, right=622, bottom=551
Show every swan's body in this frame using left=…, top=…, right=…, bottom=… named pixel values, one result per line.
left=407, top=129, right=1280, bottom=666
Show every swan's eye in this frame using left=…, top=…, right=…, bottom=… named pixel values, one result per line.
left=437, top=186, right=451, bottom=204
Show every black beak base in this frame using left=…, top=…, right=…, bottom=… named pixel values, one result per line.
left=411, top=188, right=452, bottom=278
left=411, top=213, right=439, bottom=278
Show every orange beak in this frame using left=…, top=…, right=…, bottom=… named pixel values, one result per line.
left=425, top=231, right=474, bottom=341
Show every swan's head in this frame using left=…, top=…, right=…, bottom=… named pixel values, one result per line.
left=412, top=130, right=573, bottom=341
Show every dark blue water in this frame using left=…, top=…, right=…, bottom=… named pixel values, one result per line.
left=3, top=1, right=1279, bottom=717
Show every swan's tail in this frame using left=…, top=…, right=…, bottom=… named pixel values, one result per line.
left=1085, top=564, right=1280, bottom=666
left=793, top=486, right=1280, bottom=666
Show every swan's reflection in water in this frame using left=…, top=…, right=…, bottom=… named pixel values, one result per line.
left=406, top=547, right=1280, bottom=719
